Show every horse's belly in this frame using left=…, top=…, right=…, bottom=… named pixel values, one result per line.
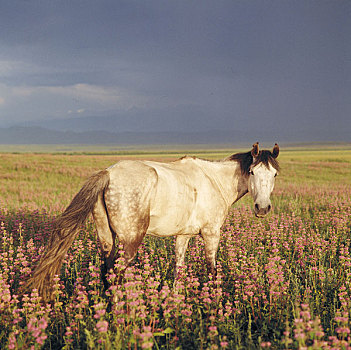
left=146, top=214, right=200, bottom=237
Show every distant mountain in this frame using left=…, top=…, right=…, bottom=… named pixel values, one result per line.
left=18, top=106, right=222, bottom=133
left=0, top=126, right=248, bottom=145
left=3, top=112, right=350, bottom=144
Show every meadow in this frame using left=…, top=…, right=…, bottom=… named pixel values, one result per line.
left=0, top=145, right=351, bottom=349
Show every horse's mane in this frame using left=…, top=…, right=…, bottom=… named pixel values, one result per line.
left=227, top=150, right=280, bottom=176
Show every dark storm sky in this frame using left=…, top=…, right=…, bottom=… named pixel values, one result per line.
left=0, top=0, right=350, bottom=141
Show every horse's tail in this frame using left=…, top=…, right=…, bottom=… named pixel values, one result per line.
left=25, top=170, right=110, bottom=301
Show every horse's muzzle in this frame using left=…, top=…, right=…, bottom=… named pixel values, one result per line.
left=254, top=203, right=272, bottom=218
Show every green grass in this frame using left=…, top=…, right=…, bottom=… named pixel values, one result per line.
left=1, top=146, right=350, bottom=210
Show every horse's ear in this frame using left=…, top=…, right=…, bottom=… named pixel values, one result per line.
left=251, top=142, right=259, bottom=158
left=272, top=143, right=279, bottom=158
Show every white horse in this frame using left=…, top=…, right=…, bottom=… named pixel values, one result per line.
left=26, top=142, right=279, bottom=300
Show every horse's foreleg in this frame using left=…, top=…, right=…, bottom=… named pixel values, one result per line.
left=174, top=235, right=191, bottom=280
left=201, top=229, right=220, bottom=278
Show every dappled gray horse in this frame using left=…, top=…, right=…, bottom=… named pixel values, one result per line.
left=27, top=142, right=279, bottom=300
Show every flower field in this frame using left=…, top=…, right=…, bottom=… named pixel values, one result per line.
left=0, top=147, right=351, bottom=349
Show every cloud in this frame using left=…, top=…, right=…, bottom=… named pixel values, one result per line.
left=67, top=109, right=85, bottom=115
left=10, top=83, right=150, bottom=110
left=0, top=60, right=31, bottom=76
left=0, top=1, right=350, bottom=141
left=0, top=59, right=55, bottom=79
left=0, top=60, right=17, bottom=76
left=0, top=82, right=169, bottom=124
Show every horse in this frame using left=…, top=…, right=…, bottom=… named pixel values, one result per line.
left=26, top=142, right=280, bottom=300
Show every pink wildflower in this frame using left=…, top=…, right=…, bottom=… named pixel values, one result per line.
left=96, top=320, right=109, bottom=333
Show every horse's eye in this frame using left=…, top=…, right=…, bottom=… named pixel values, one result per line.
left=274, top=173, right=278, bottom=177
left=249, top=170, right=254, bottom=176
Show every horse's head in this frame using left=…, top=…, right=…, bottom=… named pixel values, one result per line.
left=248, top=142, right=280, bottom=218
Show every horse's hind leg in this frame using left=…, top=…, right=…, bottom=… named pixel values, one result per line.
left=106, top=214, right=149, bottom=304
left=118, top=230, right=146, bottom=276
left=110, top=205, right=150, bottom=276
left=103, top=162, right=157, bottom=292
left=93, top=193, right=116, bottom=290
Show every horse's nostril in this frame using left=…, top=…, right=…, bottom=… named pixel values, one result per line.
left=268, top=204, right=271, bottom=211
left=255, top=203, right=259, bottom=211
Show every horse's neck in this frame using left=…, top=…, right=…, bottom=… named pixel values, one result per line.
left=201, top=161, right=248, bottom=207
